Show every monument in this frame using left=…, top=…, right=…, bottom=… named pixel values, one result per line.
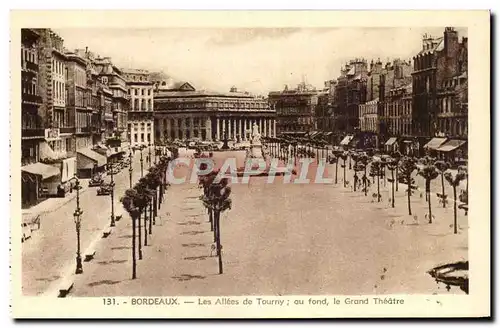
left=250, top=122, right=263, bottom=158
left=221, top=131, right=230, bottom=150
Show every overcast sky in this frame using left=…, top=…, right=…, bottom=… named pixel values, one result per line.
left=54, top=27, right=467, bottom=96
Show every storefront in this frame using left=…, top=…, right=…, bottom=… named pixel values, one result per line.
left=21, top=162, right=61, bottom=207
left=384, top=137, right=398, bottom=154
left=77, top=148, right=107, bottom=178
left=423, top=137, right=448, bottom=158
left=436, top=139, right=467, bottom=166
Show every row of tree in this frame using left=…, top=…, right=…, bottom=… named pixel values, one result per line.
left=264, top=135, right=468, bottom=235
left=120, top=154, right=173, bottom=279
left=198, top=169, right=232, bottom=274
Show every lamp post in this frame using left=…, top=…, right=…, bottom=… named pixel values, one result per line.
left=148, top=142, right=152, bottom=169
left=140, top=147, right=144, bottom=177
left=73, top=177, right=83, bottom=274
left=108, top=163, right=116, bottom=227
left=128, top=150, right=133, bottom=188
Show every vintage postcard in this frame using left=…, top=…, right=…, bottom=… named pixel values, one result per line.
left=10, top=10, right=490, bottom=319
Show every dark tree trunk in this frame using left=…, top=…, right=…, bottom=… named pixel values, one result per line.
left=131, top=213, right=137, bottom=279
left=453, top=186, right=458, bottom=234
left=335, top=160, right=338, bottom=184
left=441, top=173, right=446, bottom=208
left=343, top=160, right=347, bottom=188
left=407, top=175, right=412, bottom=216
left=144, top=207, right=148, bottom=246
left=215, top=210, right=223, bottom=274
left=427, top=180, right=432, bottom=223
left=138, top=208, right=143, bottom=259
left=391, top=169, right=395, bottom=208
left=377, top=173, right=380, bottom=202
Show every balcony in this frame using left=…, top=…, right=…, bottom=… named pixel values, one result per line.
left=75, top=126, right=92, bottom=134
left=26, top=61, right=38, bottom=72
left=22, top=93, right=42, bottom=105
left=59, top=127, right=75, bottom=134
left=21, top=128, right=45, bottom=139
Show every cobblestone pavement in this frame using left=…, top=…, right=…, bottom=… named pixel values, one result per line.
left=68, top=151, right=467, bottom=296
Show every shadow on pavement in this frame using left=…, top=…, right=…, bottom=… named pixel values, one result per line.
left=183, top=255, right=209, bottom=261
left=111, top=246, right=131, bottom=250
left=181, top=231, right=208, bottom=236
left=87, top=280, right=122, bottom=287
left=172, top=274, right=206, bottom=281
left=97, top=260, right=128, bottom=265
left=181, top=243, right=208, bottom=248
left=119, top=235, right=133, bottom=239
left=35, top=275, right=60, bottom=282
left=177, top=221, right=201, bottom=226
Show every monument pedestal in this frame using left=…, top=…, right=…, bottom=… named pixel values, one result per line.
left=250, top=143, right=264, bottom=158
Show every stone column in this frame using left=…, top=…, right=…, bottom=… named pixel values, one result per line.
left=268, top=118, right=272, bottom=137
left=244, top=120, right=248, bottom=141
left=259, top=118, right=263, bottom=135
left=228, top=118, right=232, bottom=140
left=174, top=118, right=179, bottom=139
left=233, top=119, right=237, bottom=141
left=273, top=119, right=277, bottom=137
left=166, top=119, right=171, bottom=141
left=239, top=119, right=243, bottom=141
left=159, top=118, right=164, bottom=142
left=216, top=118, right=220, bottom=140
left=189, top=116, right=194, bottom=139
left=197, top=117, right=202, bottom=139
left=181, top=118, right=187, bottom=140
left=205, top=117, right=212, bottom=141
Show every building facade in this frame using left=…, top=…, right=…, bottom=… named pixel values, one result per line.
left=332, top=59, right=369, bottom=135
left=65, top=51, right=93, bottom=151
left=269, top=82, right=319, bottom=135
left=155, top=83, right=275, bottom=142
left=123, top=68, right=155, bottom=147
left=359, top=98, right=379, bottom=134
left=94, top=57, right=129, bottom=143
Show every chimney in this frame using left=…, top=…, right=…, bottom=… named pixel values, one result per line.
left=444, top=27, right=459, bottom=58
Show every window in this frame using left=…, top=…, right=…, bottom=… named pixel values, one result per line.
left=142, top=89, right=145, bottom=96
left=134, top=134, right=138, bottom=143
left=141, top=133, right=144, bottom=142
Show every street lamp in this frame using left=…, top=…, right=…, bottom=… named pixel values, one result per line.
left=73, top=176, right=83, bottom=274
left=128, top=150, right=133, bottom=188
left=148, top=142, right=152, bottom=168
left=140, top=147, right=144, bottom=177
left=107, top=163, right=116, bottom=227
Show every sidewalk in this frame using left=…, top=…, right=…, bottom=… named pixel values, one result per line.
left=23, top=178, right=91, bottom=217
left=70, top=181, right=217, bottom=296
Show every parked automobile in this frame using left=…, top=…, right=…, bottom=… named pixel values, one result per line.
left=97, top=183, right=113, bottom=196
left=89, top=174, right=104, bottom=187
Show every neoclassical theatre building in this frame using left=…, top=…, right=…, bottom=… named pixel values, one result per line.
left=153, top=81, right=276, bottom=142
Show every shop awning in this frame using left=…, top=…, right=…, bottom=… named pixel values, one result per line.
left=436, top=139, right=467, bottom=152
left=340, top=135, right=354, bottom=146
left=385, top=137, right=398, bottom=146
left=21, top=162, right=60, bottom=180
left=77, top=148, right=107, bottom=167
left=423, top=137, right=448, bottom=150
left=308, top=131, right=320, bottom=138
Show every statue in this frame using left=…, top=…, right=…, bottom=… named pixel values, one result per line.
left=252, top=123, right=261, bottom=145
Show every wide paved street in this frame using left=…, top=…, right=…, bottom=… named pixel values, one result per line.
left=22, top=148, right=155, bottom=296
left=66, top=151, right=467, bottom=296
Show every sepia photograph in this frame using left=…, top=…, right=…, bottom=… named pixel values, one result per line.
left=10, top=10, right=490, bottom=319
